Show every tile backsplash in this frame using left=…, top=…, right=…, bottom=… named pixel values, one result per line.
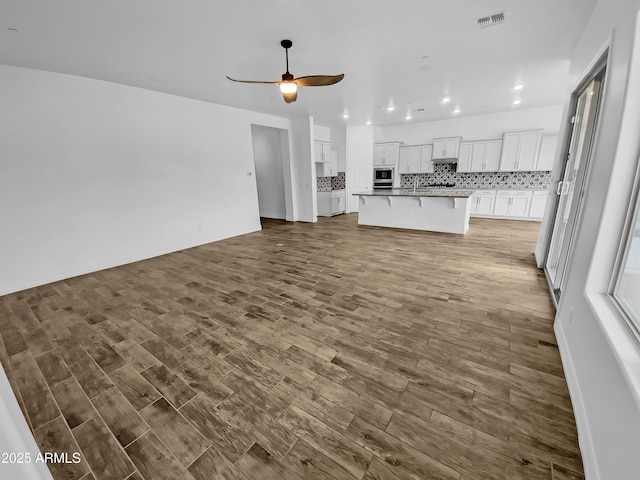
left=318, top=166, right=550, bottom=192
left=400, top=164, right=552, bottom=190
left=317, top=172, right=346, bottom=192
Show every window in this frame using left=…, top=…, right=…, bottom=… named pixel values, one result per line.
left=614, top=162, right=640, bottom=333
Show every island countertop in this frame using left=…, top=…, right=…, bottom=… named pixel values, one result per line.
left=353, top=188, right=475, bottom=198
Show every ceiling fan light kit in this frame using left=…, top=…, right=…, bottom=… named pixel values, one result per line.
left=227, top=39, right=344, bottom=103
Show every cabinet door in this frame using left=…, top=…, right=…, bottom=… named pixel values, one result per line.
left=477, top=195, right=495, bottom=215
left=399, top=147, right=420, bottom=173
left=484, top=140, right=502, bottom=171
left=329, top=149, right=338, bottom=177
left=536, top=136, right=558, bottom=171
left=314, top=141, right=324, bottom=164
left=510, top=196, right=531, bottom=217
left=445, top=138, right=460, bottom=158
left=499, top=133, right=520, bottom=171
left=432, top=139, right=447, bottom=159
left=456, top=142, right=473, bottom=172
left=494, top=195, right=512, bottom=216
left=383, top=144, right=398, bottom=165
left=373, top=145, right=386, bottom=166
left=517, top=132, right=540, bottom=170
left=470, top=142, right=486, bottom=171
left=331, top=195, right=340, bottom=214
left=374, top=143, right=399, bottom=166
left=419, top=145, right=434, bottom=173
left=529, top=193, right=547, bottom=218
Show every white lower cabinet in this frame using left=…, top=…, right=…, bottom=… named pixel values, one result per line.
left=470, top=190, right=496, bottom=216
left=317, top=190, right=346, bottom=216
left=471, top=190, right=548, bottom=220
left=529, top=191, right=549, bottom=219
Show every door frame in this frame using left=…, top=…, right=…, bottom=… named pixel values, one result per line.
left=543, top=54, right=609, bottom=306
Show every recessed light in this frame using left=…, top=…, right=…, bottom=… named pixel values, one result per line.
left=513, top=99, right=521, bottom=105
left=417, top=108, right=426, bottom=112
left=514, top=84, right=523, bottom=90
left=366, top=120, right=371, bottom=125
left=453, top=108, right=460, bottom=114
left=387, top=106, right=395, bottom=112
left=405, top=114, right=412, bottom=120
left=7, top=27, right=19, bottom=33
left=343, top=113, right=349, bottom=119
left=442, top=96, right=451, bottom=103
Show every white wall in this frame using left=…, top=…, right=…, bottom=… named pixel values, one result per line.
left=313, top=124, right=331, bottom=142
left=346, top=125, right=374, bottom=212
left=251, top=125, right=287, bottom=219
left=538, top=1, right=640, bottom=478
left=330, top=125, right=347, bottom=172
left=291, top=117, right=317, bottom=222
left=374, top=105, right=563, bottom=145
left=0, top=65, right=292, bottom=296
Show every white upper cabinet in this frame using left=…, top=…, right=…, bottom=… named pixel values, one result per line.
left=419, top=145, right=434, bottom=173
left=483, top=140, right=502, bottom=171
left=398, top=146, right=421, bottom=174
left=499, top=130, right=542, bottom=171
left=457, top=140, right=501, bottom=172
left=373, top=142, right=401, bottom=166
left=432, top=137, right=462, bottom=159
left=472, top=140, right=502, bottom=171
left=536, top=135, right=558, bottom=171
left=314, top=141, right=331, bottom=164
left=317, top=148, right=338, bottom=177
left=456, top=142, right=473, bottom=172
left=470, top=142, right=486, bottom=171
left=398, top=145, right=434, bottom=174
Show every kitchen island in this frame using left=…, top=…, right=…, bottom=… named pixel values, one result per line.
left=354, top=188, right=475, bottom=234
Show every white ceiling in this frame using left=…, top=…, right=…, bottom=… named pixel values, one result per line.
left=0, top=0, right=597, bottom=127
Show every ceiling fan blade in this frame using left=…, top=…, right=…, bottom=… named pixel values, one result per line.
left=294, top=74, right=344, bottom=87
left=283, top=91, right=298, bottom=103
left=226, top=76, right=280, bottom=84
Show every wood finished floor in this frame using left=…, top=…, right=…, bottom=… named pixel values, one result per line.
left=0, top=215, right=584, bottom=480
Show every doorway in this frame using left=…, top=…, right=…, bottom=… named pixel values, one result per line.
left=251, top=125, right=291, bottom=221
left=545, top=65, right=606, bottom=303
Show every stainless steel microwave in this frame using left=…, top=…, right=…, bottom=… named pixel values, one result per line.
left=374, top=168, right=393, bottom=181
left=373, top=168, right=393, bottom=190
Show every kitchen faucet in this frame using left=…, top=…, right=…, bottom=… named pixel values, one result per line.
left=413, top=176, right=419, bottom=194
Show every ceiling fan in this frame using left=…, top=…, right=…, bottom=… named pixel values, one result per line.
left=226, top=39, right=344, bottom=103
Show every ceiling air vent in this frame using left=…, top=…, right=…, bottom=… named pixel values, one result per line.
left=477, top=12, right=505, bottom=29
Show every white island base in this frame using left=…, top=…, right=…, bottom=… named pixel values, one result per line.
left=356, top=191, right=473, bottom=234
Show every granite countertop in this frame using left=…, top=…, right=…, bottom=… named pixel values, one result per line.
left=354, top=188, right=475, bottom=198
left=475, top=186, right=551, bottom=191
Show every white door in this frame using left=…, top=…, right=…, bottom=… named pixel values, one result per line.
left=348, top=144, right=373, bottom=212
left=545, top=69, right=605, bottom=302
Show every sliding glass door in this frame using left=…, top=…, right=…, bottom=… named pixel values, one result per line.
left=545, top=68, right=605, bottom=303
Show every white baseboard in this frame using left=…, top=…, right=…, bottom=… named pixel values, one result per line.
left=470, top=213, right=542, bottom=222
left=554, top=320, right=600, bottom=479
left=259, top=211, right=287, bottom=220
